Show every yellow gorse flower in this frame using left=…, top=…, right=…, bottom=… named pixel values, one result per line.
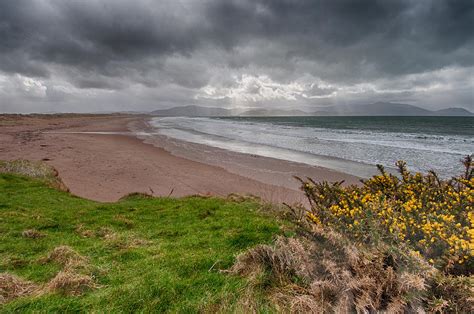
left=299, top=157, right=474, bottom=272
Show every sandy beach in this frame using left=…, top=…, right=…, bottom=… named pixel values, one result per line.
left=0, top=114, right=360, bottom=203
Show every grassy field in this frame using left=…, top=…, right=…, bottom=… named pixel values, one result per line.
left=1, top=160, right=472, bottom=312
left=0, top=172, right=287, bottom=312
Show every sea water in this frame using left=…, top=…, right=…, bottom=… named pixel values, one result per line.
left=149, top=116, right=473, bottom=178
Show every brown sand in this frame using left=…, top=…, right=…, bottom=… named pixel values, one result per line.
left=0, top=114, right=360, bottom=203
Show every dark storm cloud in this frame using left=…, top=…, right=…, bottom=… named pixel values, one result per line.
left=0, top=0, right=204, bottom=76
left=0, top=0, right=472, bottom=112
left=206, top=0, right=474, bottom=78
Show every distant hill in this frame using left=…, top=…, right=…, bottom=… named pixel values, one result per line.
left=433, top=107, right=473, bottom=116
left=313, top=102, right=473, bottom=116
left=149, top=106, right=309, bottom=117
left=149, top=103, right=473, bottom=117
left=150, top=105, right=232, bottom=117
left=313, top=102, right=431, bottom=116
left=240, top=108, right=310, bottom=116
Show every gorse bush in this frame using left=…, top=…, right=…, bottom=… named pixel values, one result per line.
left=230, top=158, right=473, bottom=312
left=297, top=156, right=473, bottom=274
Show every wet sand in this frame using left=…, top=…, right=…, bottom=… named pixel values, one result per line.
left=0, top=114, right=360, bottom=203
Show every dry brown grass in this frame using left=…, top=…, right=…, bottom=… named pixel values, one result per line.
left=40, top=246, right=101, bottom=296
left=427, top=274, right=474, bottom=313
left=40, top=246, right=100, bottom=297
left=76, top=225, right=148, bottom=249
left=230, top=226, right=440, bottom=313
left=75, top=224, right=95, bottom=238
left=0, top=273, right=38, bottom=304
left=119, top=192, right=154, bottom=200
left=0, top=272, right=94, bottom=303
left=113, top=215, right=134, bottom=229
left=227, top=193, right=262, bottom=203
left=76, top=224, right=149, bottom=250
left=46, top=270, right=97, bottom=296
left=42, top=245, right=88, bottom=270
left=0, top=159, right=69, bottom=191
left=96, top=226, right=116, bottom=239
left=22, top=229, right=45, bottom=239
left=104, top=232, right=150, bottom=250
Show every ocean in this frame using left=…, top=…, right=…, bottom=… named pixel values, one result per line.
left=149, top=116, right=474, bottom=178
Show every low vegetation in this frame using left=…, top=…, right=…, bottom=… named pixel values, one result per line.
left=298, top=156, right=473, bottom=274
left=1, top=158, right=472, bottom=312
left=233, top=157, right=473, bottom=312
left=0, top=162, right=285, bottom=311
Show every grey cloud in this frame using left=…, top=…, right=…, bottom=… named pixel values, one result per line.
left=305, top=84, right=338, bottom=97
left=0, top=0, right=473, bottom=112
left=206, top=0, right=473, bottom=80
left=75, top=78, right=122, bottom=90
left=0, top=1, right=206, bottom=78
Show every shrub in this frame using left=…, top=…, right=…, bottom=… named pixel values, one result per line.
left=296, top=156, right=473, bottom=274
left=230, top=228, right=434, bottom=312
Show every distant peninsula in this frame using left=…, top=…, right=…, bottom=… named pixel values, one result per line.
left=150, top=102, right=473, bottom=117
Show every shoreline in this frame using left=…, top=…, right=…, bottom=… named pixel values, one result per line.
left=145, top=116, right=381, bottom=179
left=131, top=117, right=361, bottom=192
left=0, top=114, right=359, bottom=203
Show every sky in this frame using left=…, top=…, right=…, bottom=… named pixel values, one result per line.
left=0, top=0, right=473, bottom=113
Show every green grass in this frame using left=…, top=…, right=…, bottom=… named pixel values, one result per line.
left=0, top=173, right=286, bottom=312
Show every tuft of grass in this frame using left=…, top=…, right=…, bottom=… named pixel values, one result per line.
left=22, top=229, right=45, bottom=239
left=0, top=273, right=39, bottom=305
left=0, top=170, right=284, bottom=311
left=42, top=245, right=88, bottom=269
left=46, top=270, right=97, bottom=296
left=1, top=245, right=99, bottom=302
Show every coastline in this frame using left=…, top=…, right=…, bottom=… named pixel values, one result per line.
left=132, top=117, right=362, bottom=191
left=0, top=114, right=359, bottom=203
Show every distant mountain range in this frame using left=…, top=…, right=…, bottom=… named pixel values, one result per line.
left=149, top=102, right=473, bottom=117
left=312, top=102, right=473, bottom=116
left=239, top=108, right=309, bottom=116
left=150, top=105, right=231, bottom=117
left=150, top=105, right=310, bottom=117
